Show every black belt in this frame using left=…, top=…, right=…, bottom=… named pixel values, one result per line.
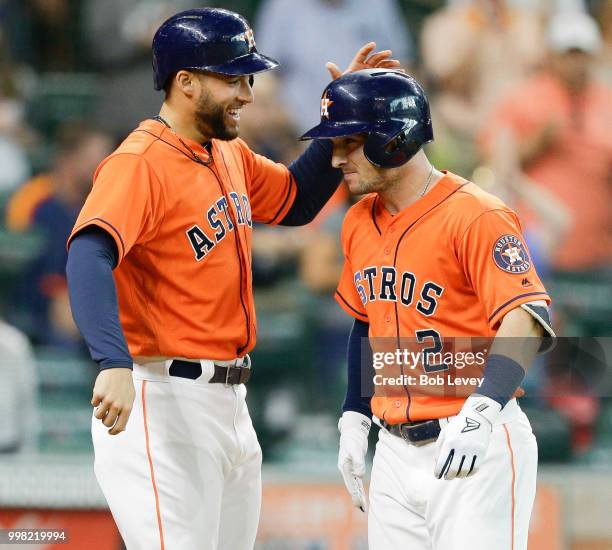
left=169, top=358, right=251, bottom=385
left=382, top=419, right=441, bottom=446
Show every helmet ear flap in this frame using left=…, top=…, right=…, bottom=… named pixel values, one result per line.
left=364, top=129, right=427, bottom=169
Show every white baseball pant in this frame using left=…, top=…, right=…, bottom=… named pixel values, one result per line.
left=368, top=399, right=538, bottom=550
left=92, top=359, right=262, bottom=550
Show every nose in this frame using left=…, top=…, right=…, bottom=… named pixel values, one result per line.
left=331, top=141, right=347, bottom=169
left=238, top=76, right=254, bottom=104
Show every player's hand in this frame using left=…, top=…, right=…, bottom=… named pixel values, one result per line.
left=92, top=368, right=136, bottom=435
left=433, top=395, right=501, bottom=480
left=338, top=411, right=371, bottom=512
left=326, top=42, right=401, bottom=80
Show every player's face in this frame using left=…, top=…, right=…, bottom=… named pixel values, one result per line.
left=331, top=135, right=391, bottom=194
left=550, top=50, right=592, bottom=90
left=193, top=72, right=254, bottom=140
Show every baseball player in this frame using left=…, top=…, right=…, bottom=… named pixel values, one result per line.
left=65, top=8, right=399, bottom=550
left=300, top=69, right=555, bottom=550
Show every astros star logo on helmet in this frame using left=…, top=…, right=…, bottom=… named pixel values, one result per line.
left=243, top=28, right=256, bottom=49
left=321, top=91, right=334, bottom=119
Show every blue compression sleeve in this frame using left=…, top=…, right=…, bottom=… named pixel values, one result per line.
left=281, top=139, right=343, bottom=226
left=66, top=228, right=133, bottom=370
left=477, top=354, right=526, bottom=408
left=342, top=319, right=374, bottom=418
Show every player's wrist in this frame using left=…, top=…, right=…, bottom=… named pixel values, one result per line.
left=477, top=354, right=526, bottom=408
left=99, top=359, right=134, bottom=371
left=339, top=411, right=371, bottom=436
left=461, top=394, right=502, bottom=428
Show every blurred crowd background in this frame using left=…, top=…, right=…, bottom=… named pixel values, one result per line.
left=0, top=0, right=611, bottom=471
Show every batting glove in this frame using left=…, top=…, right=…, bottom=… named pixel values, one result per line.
left=433, top=394, right=501, bottom=480
left=338, top=411, right=371, bottom=512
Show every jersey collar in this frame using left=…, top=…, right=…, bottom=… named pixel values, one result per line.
left=140, top=119, right=213, bottom=164
left=373, top=171, right=467, bottom=233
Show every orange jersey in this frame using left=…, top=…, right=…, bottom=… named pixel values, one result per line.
left=68, top=119, right=296, bottom=360
left=335, top=172, right=550, bottom=423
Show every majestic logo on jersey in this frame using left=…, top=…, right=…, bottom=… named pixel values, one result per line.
left=492, top=234, right=531, bottom=274
left=353, top=266, right=444, bottom=316
left=185, top=192, right=252, bottom=262
left=321, top=91, right=334, bottom=119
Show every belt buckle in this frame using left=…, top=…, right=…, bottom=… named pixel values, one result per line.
left=397, top=422, right=411, bottom=444
left=242, top=354, right=251, bottom=371
left=398, top=422, right=413, bottom=443
left=224, top=365, right=239, bottom=387
left=225, top=354, right=251, bottom=386
left=401, top=420, right=437, bottom=447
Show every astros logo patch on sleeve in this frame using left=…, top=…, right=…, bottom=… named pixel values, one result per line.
left=492, top=234, right=531, bottom=274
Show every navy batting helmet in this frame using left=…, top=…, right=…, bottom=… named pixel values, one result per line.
left=300, top=69, right=433, bottom=168
left=152, top=8, right=279, bottom=91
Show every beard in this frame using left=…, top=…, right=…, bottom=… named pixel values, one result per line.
left=194, top=89, right=238, bottom=141
left=347, top=173, right=389, bottom=196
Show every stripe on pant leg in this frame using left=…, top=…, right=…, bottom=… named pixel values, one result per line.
left=142, top=380, right=165, bottom=550
left=503, top=424, right=516, bottom=550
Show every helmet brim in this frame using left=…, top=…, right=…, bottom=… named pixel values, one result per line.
left=299, top=121, right=374, bottom=141
left=205, top=52, right=279, bottom=75
left=299, top=119, right=408, bottom=142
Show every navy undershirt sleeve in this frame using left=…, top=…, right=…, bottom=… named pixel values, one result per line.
left=66, top=228, right=133, bottom=370
left=477, top=354, right=526, bottom=409
left=342, top=318, right=374, bottom=418
left=281, top=139, right=343, bottom=226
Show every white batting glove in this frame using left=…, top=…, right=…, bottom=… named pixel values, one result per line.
left=338, top=411, right=371, bottom=512
left=433, top=395, right=501, bottom=480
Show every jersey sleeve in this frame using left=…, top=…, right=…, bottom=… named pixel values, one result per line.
left=335, top=218, right=369, bottom=322
left=67, top=154, right=164, bottom=264
left=237, top=139, right=297, bottom=225
left=335, top=258, right=369, bottom=322
left=457, top=209, right=550, bottom=329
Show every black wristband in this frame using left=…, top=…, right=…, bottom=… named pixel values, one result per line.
left=477, top=354, right=526, bottom=408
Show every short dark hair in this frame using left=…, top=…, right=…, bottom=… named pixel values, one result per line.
left=163, top=72, right=176, bottom=98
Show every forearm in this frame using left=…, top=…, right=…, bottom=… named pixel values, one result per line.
left=66, top=229, right=133, bottom=370
left=281, top=140, right=343, bottom=226
left=489, top=307, right=544, bottom=370
left=343, top=319, right=374, bottom=418
left=478, top=307, right=545, bottom=407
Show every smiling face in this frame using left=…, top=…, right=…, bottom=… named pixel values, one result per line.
left=331, top=135, right=397, bottom=195
left=192, top=71, right=254, bottom=140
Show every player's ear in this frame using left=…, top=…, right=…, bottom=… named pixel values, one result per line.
left=175, top=70, right=196, bottom=97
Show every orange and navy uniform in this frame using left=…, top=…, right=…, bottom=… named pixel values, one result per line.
left=336, top=172, right=550, bottom=423
left=68, top=118, right=297, bottom=360
left=5, top=175, right=55, bottom=232
left=6, top=174, right=73, bottom=296
left=5, top=174, right=81, bottom=344
left=6, top=175, right=60, bottom=301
